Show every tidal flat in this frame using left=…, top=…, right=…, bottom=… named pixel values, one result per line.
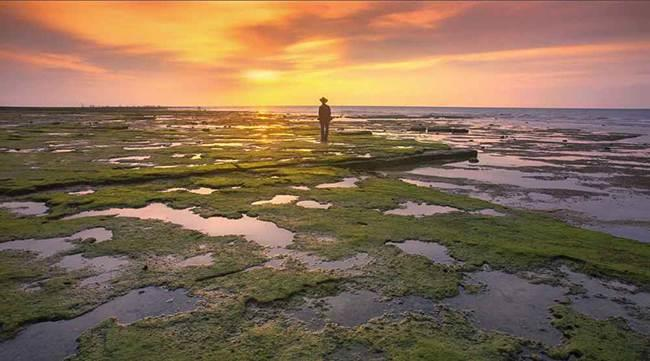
left=0, top=107, right=649, bottom=360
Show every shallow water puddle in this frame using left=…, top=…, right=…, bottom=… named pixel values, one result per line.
left=55, top=254, right=130, bottom=288
left=0, top=201, right=49, bottom=216
left=51, top=149, right=75, bottom=153
left=79, top=271, right=122, bottom=288
left=54, top=254, right=129, bottom=272
left=384, top=201, right=460, bottom=217
left=258, top=248, right=372, bottom=272
left=466, top=153, right=556, bottom=168
left=292, top=290, right=437, bottom=329
left=67, top=189, right=95, bottom=196
left=202, top=142, right=244, bottom=147
left=290, top=185, right=310, bottom=191
left=400, top=178, right=477, bottom=191
left=386, top=240, right=460, bottom=265
left=409, top=166, right=605, bottom=193
left=316, top=177, right=363, bottom=189
left=252, top=195, right=299, bottom=205
left=65, top=203, right=294, bottom=247
left=561, top=266, right=650, bottom=335
left=471, top=209, right=506, bottom=217
left=101, top=155, right=154, bottom=167
left=0, top=287, right=200, bottom=361
left=583, top=223, right=650, bottom=243
left=296, top=200, right=332, bottom=209
left=0, top=228, right=113, bottom=257
left=445, top=271, right=566, bottom=345
left=162, top=187, right=217, bottom=195
left=106, top=155, right=150, bottom=163
left=178, top=253, right=214, bottom=267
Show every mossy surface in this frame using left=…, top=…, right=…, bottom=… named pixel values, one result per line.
left=549, top=305, right=650, bottom=361
left=72, top=304, right=526, bottom=361
left=352, top=313, right=521, bottom=361
left=1, top=108, right=649, bottom=359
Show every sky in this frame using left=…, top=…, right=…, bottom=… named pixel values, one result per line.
left=1, top=1, right=649, bottom=108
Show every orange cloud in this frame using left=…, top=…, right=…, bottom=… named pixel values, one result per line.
left=6, top=1, right=369, bottom=65
left=7, top=2, right=290, bottom=64
left=372, top=2, right=473, bottom=28
left=1, top=1, right=649, bottom=107
left=0, top=49, right=107, bottom=74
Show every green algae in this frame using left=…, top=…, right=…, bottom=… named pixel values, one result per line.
left=352, top=314, right=522, bottom=361
left=549, top=305, right=650, bottom=361
left=73, top=302, right=335, bottom=361
left=256, top=179, right=650, bottom=286
left=205, top=266, right=339, bottom=304
left=72, top=303, right=525, bottom=361
left=0, top=216, right=265, bottom=337
left=359, top=246, right=461, bottom=299
left=1, top=108, right=649, bottom=358
left=0, top=252, right=101, bottom=339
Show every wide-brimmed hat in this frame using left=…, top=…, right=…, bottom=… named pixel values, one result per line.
left=319, top=97, right=328, bottom=103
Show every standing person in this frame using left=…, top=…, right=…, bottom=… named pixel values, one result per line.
left=318, top=97, right=332, bottom=143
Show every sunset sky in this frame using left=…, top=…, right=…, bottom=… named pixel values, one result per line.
left=1, top=1, right=649, bottom=108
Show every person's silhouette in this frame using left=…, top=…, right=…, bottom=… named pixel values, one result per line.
left=318, top=97, right=332, bottom=143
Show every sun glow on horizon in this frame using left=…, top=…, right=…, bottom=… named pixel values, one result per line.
left=243, top=70, right=281, bottom=83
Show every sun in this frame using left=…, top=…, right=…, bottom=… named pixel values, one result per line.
left=243, top=69, right=280, bottom=83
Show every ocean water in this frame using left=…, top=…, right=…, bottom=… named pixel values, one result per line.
left=222, top=106, right=650, bottom=242
left=208, top=105, right=650, bottom=133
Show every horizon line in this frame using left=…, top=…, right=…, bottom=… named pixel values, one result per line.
left=1, top=104, right=649, bottom=111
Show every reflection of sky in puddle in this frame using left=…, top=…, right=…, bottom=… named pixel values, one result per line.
left=0, top=201, right=49, bottom=216
left=444, top=266, right=650, bottom=344
left=409, top=166, right=606, bottom=193
left=178, top=253, right=214, bottom=267
left=446, top=271, right=566, bottom=345
left=296, top=200, right=332, bottom=209
left=252, top=195, right=299, bottom=205
left=561, top=266, right=650, bottom=335
left=398, top=118, right=649, bottom=241
left=65, top=203, right=294, bottom=247
left=0, top=228, right=113, bottom=257
left=67, top=189, right=95, bottom=196
left=290, top=185, right=310, bottom=191
left=316, top=177, right=362, bottom=189
left=471, top=209, right=506, bottom=217
left=583, top=223, right=650, bottom=243
left=385, top=201, right=460, bottom=217
left=292, top=290, right=437, bottom=328
left=0, top=287, right=199, bottom=361
left=54, top=254, right=128, bottom=272
left=469, top=153, right=556, bottom=168
left=55, top=253, right=129, bottom=288
left=255, top=248, right=371, bottom=272
left=386, top=240, right=460, bottom=264
left=400, top=178, right=477, bottom=191
left=162, top=187, right=217, bottom=195
left=104, top=155, right=154, bottom=167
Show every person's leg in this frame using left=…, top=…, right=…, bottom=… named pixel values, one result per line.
left=323, top=122, right=329, bottom=142
left=319, top=121, right=325, bottom=142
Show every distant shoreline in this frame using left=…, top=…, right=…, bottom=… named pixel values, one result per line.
left=1, top=105, right=649, bottom=111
